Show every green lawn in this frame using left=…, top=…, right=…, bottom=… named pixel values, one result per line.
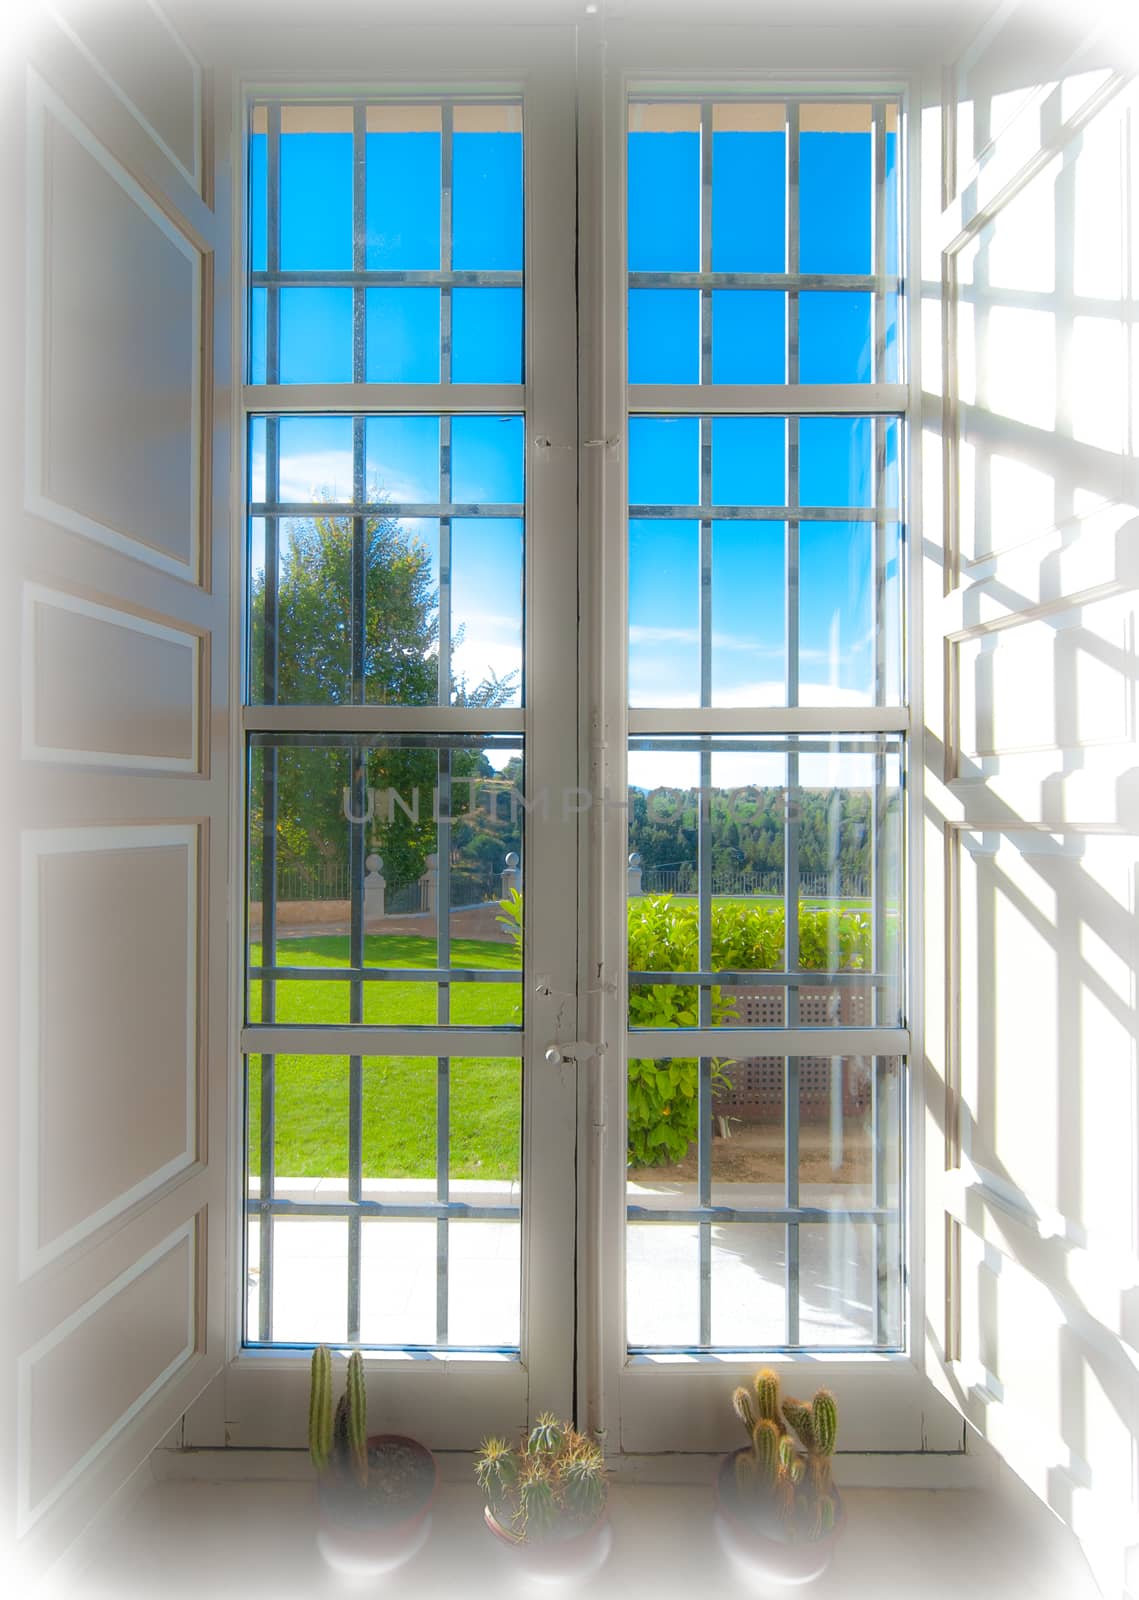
left=247, top=932, right=521, bottom=1181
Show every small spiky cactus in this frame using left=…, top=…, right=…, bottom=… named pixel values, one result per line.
left=473, top=1417, right=609, bottom=1543
left=308, top=1345, right=333, bottom=1473
left=755, top=1368, right=782, bottom=1427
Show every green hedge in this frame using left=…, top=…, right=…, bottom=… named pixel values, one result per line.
left=627, top=896, right=871, bottom=1166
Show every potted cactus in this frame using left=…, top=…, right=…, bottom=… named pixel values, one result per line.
left=714, top=1367, right=844, bottom=1585
left=308, top=1345, right=437, bottom=1576
left=474, top=1413, right=611, bottom=1578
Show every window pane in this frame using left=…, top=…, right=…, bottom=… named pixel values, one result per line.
left=711, top=521, right=785, bottom=707
left=246, top=1053, right=522, bottom=1347
left=247, top=735, right=524, bottom=1029
left=799, top=292, right=873, bottom=383
left=279, top=287, right=353, bottom=383
left=452, top=288, right=523, bottom=383
left=452, top=109, right=523, bottom=270
left=280, top=111, right=353, bottom=270
left=629, top=518, right=700, bottom=708
left=249, top=414, right=524, bottom=709
left=799, top=416, right=875, bottom=507
left=627, top=108, right=700, bottom=270
left=366, top=288, right=440, bottom=383
left=626, top=735, right=904, bottom=1031
left=365, top=118, right=441, bottom=269
left=711, top=417, right=785, bottom=506
left=629, top=290, right=700, bottom=383
left=711, top=291, right=785, bottom=383
left=628, top=416, right=700, bottom=505
left=799, top=105, right=872, bottom=274
left=711, top=115, right=785, bottom=271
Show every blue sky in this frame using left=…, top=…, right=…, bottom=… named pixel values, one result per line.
left=249, top=112, right=902, bottom=783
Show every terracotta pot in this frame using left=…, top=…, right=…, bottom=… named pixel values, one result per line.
left=316, top=1433, right=437, bottom=1578
left=714, top=1449, right=844, bottom=1587
left=483, top=1501, right=613, bottom=1580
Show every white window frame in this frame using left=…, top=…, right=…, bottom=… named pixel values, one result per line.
left=198, top=18, right=964, bottom=1462
left=576, top=28, right=959, bottom=1458
left=212, top=24, right=582, bottom=1450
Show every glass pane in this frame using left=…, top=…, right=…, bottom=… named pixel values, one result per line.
left=246, top=1053, right=523, bottom=1347
left=710, top=521, right=785, bottom=707
left=711, top=417, right=785, bottom=506
left=626, top=1223, right=700, bottom=1346
left=628, top=416, right=700, bottom=506
left=710, top=1225, right=787, bottom=1347
left=628, top=519, right=700, bottom=708
left=280, top=111, right=353, bottom=270
left=451, top=415, right=525, bottom=504
left=799, top=292, right=873, bottom=383
left=711, top=291, right=785, bottom=383
left=249, top=287, right=267, bottom=383
left=799, top=105, right=872, bottom=275
left=366, top=117, right=441, bottom=269
left=366, top=288, right=440, bottom=383
left=627, top=107, right=700, bottom=270
left=711, top=114, right=785, bottom=271
left=629, top=290, right=701, bottom=383
left=452, top=109, right=523, bottom=270
left=799, top=416, right=874, bottom=507
left=248, top=735, right=524, bottom=1029
left=249, top=414, right=524, bottom=708
left=451, top=518, right=523, bottom=706
left=279, top=287, right=353, bottom=383
left=452, top=288, right=523, bottom=383
left=626, top=735, right=904, bottom=1030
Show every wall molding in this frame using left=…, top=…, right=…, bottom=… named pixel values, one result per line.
left=16, top=1216, right=198, bottom=1535
left=18, top=823, right=201, bottom=1281
left=24, top=69, right=206, bottom=585
left=21, top=582, right=204, bottom=773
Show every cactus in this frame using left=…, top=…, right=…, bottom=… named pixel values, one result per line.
left=345, top=1350, right=369, bottom=1489
left=308, top=1345, right=333, bottom=1474
left=473, top=1417, right=608, bottom=1544
left=726, top=1371, right=840, bottom=1546
left=755, top=1368, right=782, bottom=1426
left=782, top=1397, right=817, bottom=1453
left=731, top=1384, right=757, bottom=1436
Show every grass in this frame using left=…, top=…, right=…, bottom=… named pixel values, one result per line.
left=247, top=932, right=522, bottom=1181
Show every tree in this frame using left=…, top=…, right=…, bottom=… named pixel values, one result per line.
left=250, top=504, right=517, bottom=894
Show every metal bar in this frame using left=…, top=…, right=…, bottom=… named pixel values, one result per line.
left=245, top=706, right=524, bottom=735
left=873, top=100, right=888, bottom=384
left=627, top=733, right=902, bottom=756
left=244, top=382, right=525, bottom=412
left=436, top=1054, right=450, bottom=1345
left=353, top=103, right=367, bottom=387
left=251, top=500, right=523, bottom=518
left=243, top=1025, right=524, bottom=1056
left=625, top=1027, right=910, bottom=1058
left=627, top=707, right=909, bottom=734
left=626, top=1203, right=895, bottom=1225
left=439, top=427, right=453, bottom=704
left=346, top=381, right=368, bottom=1341
left=872, top=1055, right=890, bottom=1344
left=252, top=269, right=522, bottom=287
left=251, top=965, right=522, bottom=983
left=626, top=383, right=908, bottom=414
left=628, top=969, right=893, bottom=988
left=785, top=1055, right=801, bottom=1346
left=628, top=272, right=900, bottom=292
left=698, top=1055, right=713, bottom=1345
left=628, top=503, right=894, bottom=522
left=441, top=103, right=453, bottom=385
left=786, top=102, right=800, bottom=390
left=249, top=1197, right=521, bottom=1222
left=265, top=104, right=280, bottom=385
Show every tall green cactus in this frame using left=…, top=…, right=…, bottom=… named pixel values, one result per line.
left=308, top=1345, right=333, bottom=1473
left=755, top=1368, right=782, bottom=1426
left=345, top=1350, right=369, bottom=1488
left=732, top=1384, right=757, bottom=1436
left=812, top=1390, right=837, bottom=1457
left=781, top=1397, right=817, bottom=1453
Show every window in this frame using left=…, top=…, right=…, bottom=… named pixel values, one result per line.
left=235, top=49, right=919, bottom=1454
left=243, top=96, right=532, bottom=1349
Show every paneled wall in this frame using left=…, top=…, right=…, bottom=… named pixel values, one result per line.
left=0, top=0, right=230, bottom=1581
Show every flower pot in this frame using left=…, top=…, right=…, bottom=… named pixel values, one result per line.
left=483, top=1502, right=613, bottom=1582
left=714, top=1449, right=844, bottom=1587
left=316, top=1433, right=437, bottom=1579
